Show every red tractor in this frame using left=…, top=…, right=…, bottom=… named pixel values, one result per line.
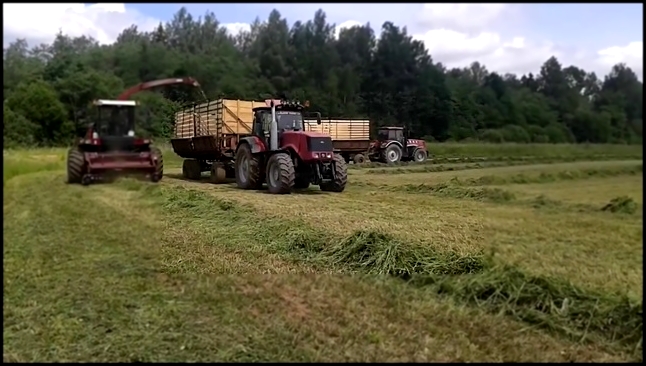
left=368, top=126, right=428, bottom=164
left=234, top=99, right=348, bottom=194
left=66, top=99, right=163, bottom=185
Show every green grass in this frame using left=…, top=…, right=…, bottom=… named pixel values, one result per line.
left=3, top=149, right=66, bottom=185
left=3, top=143, right=643, bottom=362
left=426, top=142, right=643, bottom=160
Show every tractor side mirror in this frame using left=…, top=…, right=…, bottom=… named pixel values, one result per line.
left=315, top=112, right=322, bottom=125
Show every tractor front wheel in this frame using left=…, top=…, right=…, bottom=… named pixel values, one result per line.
left=320, top=154, right=347, bottom=193
left=235, top=143, right=263, bottom=190
left=67, top=148, right=85, bottom=184
left=266, top=153, right=295, bottom=194
left=151, top=147, right=164, bottom=182
left=413, top=149, right=428, bottom=163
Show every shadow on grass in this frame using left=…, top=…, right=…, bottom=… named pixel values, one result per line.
left=165, top=173, right=327, bottom=195
left=166, top=173, right=235, bottom=184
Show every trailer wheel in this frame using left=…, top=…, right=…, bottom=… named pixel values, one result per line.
left=266, top=153, right=295, bottom=194
left=235, top=143, right=263, bottom=189
left=67, top=148, right=85, bottom=184
left=381, top=144, right=402, bottom=164
left=353, top=153, right=366, bottom=164
left=210, top=163, right=227, bottom=184
left=320, top=154, right=347, bottom=193
left=151, top=147, right=163, bottom=182
left=413, top=149, right=428, bottom=163
left=182, top=159, right=201, bottom=180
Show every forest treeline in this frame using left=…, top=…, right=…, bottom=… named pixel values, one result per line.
left=3, top=7, right=643, bottom=147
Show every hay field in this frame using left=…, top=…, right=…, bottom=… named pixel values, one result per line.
left=3, top=143, right=643, bottom=362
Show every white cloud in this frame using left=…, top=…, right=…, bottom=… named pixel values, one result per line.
left=223, top=22, right=251, bottom=36
left=334, top=20, right=363, bottom=39
left=408, top=4, right=643, bottom=79
left=417, top=4, right=507, bottom=33
left=2, top=3, right=160, bottom=46
left=415, top=28, right=562, bottom=76
left=596, top=42, right=643, bottom=79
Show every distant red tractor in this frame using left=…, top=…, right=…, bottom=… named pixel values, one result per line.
left=234, top=99, right=348, bottom=194
left=368, top=126, right=428, bottom=164
left=66, top=99, right=163, bottom=185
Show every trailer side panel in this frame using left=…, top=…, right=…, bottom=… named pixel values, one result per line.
left=172, top=99, right=260, bottom=159
left=304, top=119, right=370, bottom=141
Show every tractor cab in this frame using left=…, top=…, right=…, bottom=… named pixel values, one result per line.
left=252, top=100, right=321, bottom=137
left=251, top=99, right=323, bottom=152
left=377, top=126, right=407, bottom=146
left=85, top=100, right=149, bottom=152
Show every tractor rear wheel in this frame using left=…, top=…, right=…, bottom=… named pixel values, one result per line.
left=381, top=144, right=402, bottom=164
left=235, top=143, right=263, bottom=190
left=151, top=147, right=163, bottom=182
left=353, top=153, right=366, bottom=164
left=320, top=154, right=347, bottom=193
left=413, top=149, right=428, bottom=163
left=266, top=153, right=295, bottom=194
left=182, top=159, right=201, bottom=180
left=67, top=148, right=85, bottom=184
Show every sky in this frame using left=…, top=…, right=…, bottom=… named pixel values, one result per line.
left=3, top=3, right=643, bottom=79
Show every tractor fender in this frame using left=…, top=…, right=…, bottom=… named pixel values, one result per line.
left=381, top=140, right=404, bottom=150
left=279, top=143, right=299, bottom=157
left=237, top=136, right=267, bottom=154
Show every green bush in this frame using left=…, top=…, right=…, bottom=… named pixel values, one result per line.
left=501, top=124, right=531, bottom=143
left=479, top=129, right=505, bottom=143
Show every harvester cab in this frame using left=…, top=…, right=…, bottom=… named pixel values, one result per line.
left=370, top=126, right=428, bottom=164
left=66, top=99, right=163, bottom=185
left=234, top=99, right=347, bottom=194
left=86, top=100, right=141, bottom=151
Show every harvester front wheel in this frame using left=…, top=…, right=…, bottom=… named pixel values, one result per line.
left=266, top=153, right=295, bottom=194
left=235, top=143, right=263, bottom=190
left=320, top=154, right=347, bottom=193
left=151, top=147, right=164, bottom=182
left=182, top=159, right=201, bottom=180
left=67, top=148, right=85, bottom=184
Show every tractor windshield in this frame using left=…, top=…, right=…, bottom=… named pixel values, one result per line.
left=96, top=106, right=136, bottom=137
left=276, top=111, right=303, bottom=131
left=378, top=129, right=403, bottom=141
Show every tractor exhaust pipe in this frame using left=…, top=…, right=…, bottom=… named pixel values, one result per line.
left=270, top=103, right=278, bottom=151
